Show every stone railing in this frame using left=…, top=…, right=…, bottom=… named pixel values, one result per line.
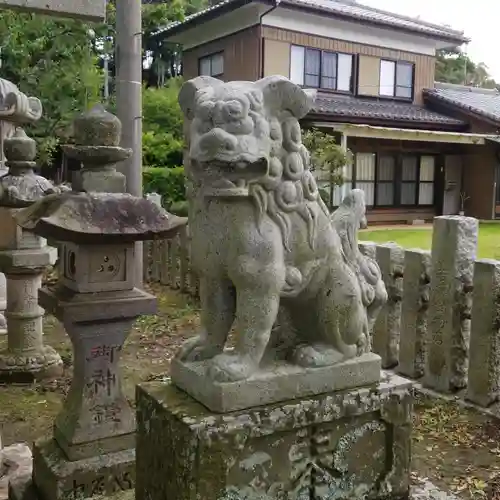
left=143, top=225, right=199, bottom=297
left=143, top=215, right=499, bottom=408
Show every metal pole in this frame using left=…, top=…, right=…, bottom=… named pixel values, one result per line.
left=115, top=0, right=143, bottom=286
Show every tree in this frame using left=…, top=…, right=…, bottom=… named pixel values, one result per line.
left=436, top=49, right=498, bottom=89
left=302, top=128, right=351, bottom=211
left=97, top=0, right=208, bottom=89
left=0, top=10, right=102, bottom=166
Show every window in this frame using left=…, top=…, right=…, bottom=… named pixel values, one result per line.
left=376, top=155, right=396, bottom=206
left=305, top=48, right=320, bottom=88
left=290, top=45, right=305, bottom=85
left=355, top=153, right=376, bottom=206
left=199, top=52, right=224, bottom=77
left=419, top=156, right=435, bottom=205
left=379, top=60, right=414, bottom=99
left=401, top=155, right=418, bottom=205
left=338, top=153, right=436, bottom=208
left=290, top=45, right=353, bottom=92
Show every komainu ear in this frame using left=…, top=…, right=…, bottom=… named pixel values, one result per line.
left=178, top=76, right=222, bottom=120
left=255, top=75, right=316, bottom=119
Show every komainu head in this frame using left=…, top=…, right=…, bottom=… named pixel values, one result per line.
left=178, top=75, right=317, bottom=196
left=179, top=76, right=329, bottom=250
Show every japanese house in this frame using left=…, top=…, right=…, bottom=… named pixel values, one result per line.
left=155, top=0, right=500, bottom=223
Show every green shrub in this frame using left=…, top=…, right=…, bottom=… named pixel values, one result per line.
left=142, top=78, right=184, bottom=168
left=143, top=166, right=186, bottom=207
left=142, top=130, right=183, bottom=168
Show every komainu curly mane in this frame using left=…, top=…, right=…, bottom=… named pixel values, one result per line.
left=249, top=113, right=329, bottom=251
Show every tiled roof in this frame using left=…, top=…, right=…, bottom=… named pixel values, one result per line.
left=309, top=93, right=467, bottom=127
left=424, top=83, right=500, bottom=124
left=155, top=0, right=467, bottom=43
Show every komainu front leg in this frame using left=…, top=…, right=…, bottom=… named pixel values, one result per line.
left=176, top=277, right=235, bottom=362
left=208, top=286, right=281, bottom=382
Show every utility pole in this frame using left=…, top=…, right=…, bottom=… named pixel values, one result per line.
left=115, top=0, right=143, bottom=285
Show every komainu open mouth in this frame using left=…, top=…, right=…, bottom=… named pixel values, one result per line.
left=196, top=157, right=269, bottom=198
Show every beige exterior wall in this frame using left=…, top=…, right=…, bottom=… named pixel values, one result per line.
left=261, top=26, right=436, bottom=104
left=357, top=55, right=381, bottom=97
left=263, top=39, right=290, bottom=78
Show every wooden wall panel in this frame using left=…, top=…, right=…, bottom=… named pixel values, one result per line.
left=183, top=26, right=261, bottom=81
left=463, top=143, right=496, bottom=219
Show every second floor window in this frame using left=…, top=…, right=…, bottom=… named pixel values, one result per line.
left=379, top=60, right=414, bottom=99
left=199, top=52, right=224, bottom=78
left=290, top=45, right=353, bottom=92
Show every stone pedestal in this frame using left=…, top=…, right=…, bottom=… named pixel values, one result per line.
left=136, top=374, right=413, bottom=500
left=171, top=352, right=381, bottom=413
left=32, top=439, right=134, bottom=500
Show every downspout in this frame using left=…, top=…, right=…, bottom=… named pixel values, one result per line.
left=259, top=0, right=281, bottom=78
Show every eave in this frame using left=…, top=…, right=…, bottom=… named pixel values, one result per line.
left=310, top=122, right=497, bottom=145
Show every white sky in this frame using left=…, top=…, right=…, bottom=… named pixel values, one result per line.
left=360, top=0, right=500, bottom=81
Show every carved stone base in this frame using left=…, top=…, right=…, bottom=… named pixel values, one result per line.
left=10, top=439, right=135, bottom=500
left=171, top=352, right=381, bottom=412
left=0, top=346, right=62, bottom=383
left=136, top=373, right=413, bottom=500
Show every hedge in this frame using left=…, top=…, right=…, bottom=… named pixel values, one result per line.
left=142, top=166, right=186, bottom=208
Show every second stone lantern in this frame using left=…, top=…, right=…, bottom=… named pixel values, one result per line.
left=11, top=106, right=187, bottom=500
left=0, top=128, right=65, bottom=382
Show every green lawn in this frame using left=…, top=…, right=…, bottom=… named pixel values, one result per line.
left=360, top=222, right=500, bottom=260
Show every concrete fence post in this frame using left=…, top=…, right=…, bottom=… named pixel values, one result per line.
left=424, top=216, right=478, bottom=392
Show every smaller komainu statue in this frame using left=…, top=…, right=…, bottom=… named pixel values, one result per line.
left=331, top=189, right=388, bottom=344
left=176, top=75, right=387, bottom=382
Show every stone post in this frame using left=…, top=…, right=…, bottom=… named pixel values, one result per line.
left=397, top=249, right=431, bottom=379
left=373, top=243, right=404, bottom=368
left=0, top=82, right=42, bottom=335
left=9, top=108, right=187, bottom=500
left=465, top=259, right=500, bottom=406
left=0, top=129, right=62, bottom=382
left=424, top=216, right=478, bottom=393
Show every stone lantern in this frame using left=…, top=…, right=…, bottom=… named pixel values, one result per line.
left=0, top=79, right=42, bottom=174
left=0, top=79, right=41, bottom=335
left=0, top=128, right=64, bottom=382
left=11, top=107, right=188, bottom=500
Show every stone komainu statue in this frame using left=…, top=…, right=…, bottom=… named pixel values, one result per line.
left=177, top=75, right=387, bottom=382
